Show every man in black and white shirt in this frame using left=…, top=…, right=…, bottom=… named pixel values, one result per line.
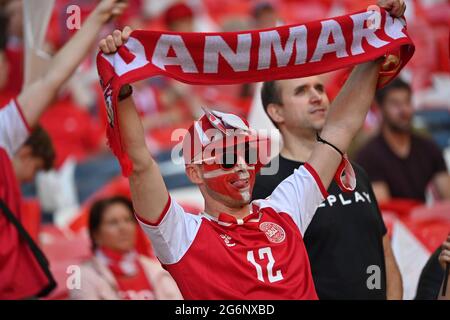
left=253, top=75, right=403, bottom=299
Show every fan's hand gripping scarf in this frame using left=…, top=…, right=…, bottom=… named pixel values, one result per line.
left=97, top=8, right=414, bottom=192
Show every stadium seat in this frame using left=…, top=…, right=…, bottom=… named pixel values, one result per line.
left=39, top=225, right=92, bottom=300
left=402, top=218, right=450, bottom=253
left=378, top=199, right=423, bottom=219
left=408, top=201, right=450, bottom=223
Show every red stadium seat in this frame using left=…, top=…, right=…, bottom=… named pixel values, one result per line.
left=42, top=259, right=83, bottom=300
left=69, top=176, right=130, bottom=232
left=408, top=201, right=450, bottom=223
left=39, top=226, right=92, bottom=300
left=380, top=201, right=450, bottom=252
left=378, top=199, right=423, bottom=219
left=40, top=226, right=91, bottom=262
left=135, top=226, right=154, bottom=258
left=402, top=218, right=450, bottom=253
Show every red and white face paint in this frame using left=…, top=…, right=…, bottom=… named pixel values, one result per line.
left=182, top=108, right=269, bottom=202
left=201, top=158, right=256, bottom=203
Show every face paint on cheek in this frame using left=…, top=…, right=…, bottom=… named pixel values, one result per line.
left=202, top=164, right=256, bottom=202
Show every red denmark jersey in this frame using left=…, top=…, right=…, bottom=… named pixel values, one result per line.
left=137, top=163, right=328, bottom=300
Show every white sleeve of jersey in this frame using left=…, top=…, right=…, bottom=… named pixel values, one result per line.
left=0, top=100, right=30, bottom=157
left=258, top=163, right=328, bottom=235
left=136, top=196, right=203, bottom=265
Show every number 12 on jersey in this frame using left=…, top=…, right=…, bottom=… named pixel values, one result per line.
left=247, top=247, right=284, bottom=283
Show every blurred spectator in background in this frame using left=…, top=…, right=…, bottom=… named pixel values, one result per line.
left=159, top=1, right=201, bottom=120
left=251, top=2, right=279, bottom=29
left=35, top=93, right=116, bottom=208
left=164, top=1, right=195, bottom=32
left=39, top=95, right=106, bottom=169
left=0, top=116, right=56, bottom=299
left=10, top=126, right=55, bottom=185
left=70, top=196, right=182, bottom=300
left=0, top=0, right=128, bottom=299
left=356, top=78, right=450, bottom=203
left=416, top=236, right=450, bottom=300
left=253, top=76, right=402, bottom=299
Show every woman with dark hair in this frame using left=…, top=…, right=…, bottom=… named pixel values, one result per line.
left=69, top=196, right=182, bottom=300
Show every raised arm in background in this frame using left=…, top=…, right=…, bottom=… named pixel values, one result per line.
left=17, top=0, right=128, bottom=128
left=307, top=0, right=406, bottom=189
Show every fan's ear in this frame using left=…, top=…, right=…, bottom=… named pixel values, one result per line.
left=266, top=103, right=285, bottom=125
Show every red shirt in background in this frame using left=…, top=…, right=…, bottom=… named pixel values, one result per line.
left=40, top=96, right=104, bottom=168
left=0, top=100, right=53, bottom=299
left=0, top=44, right=24, bottom=106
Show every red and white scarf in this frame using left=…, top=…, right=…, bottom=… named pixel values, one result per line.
left=96, top=247, right=155, bottom=300
left=97, top=8, right=414, bottom=176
